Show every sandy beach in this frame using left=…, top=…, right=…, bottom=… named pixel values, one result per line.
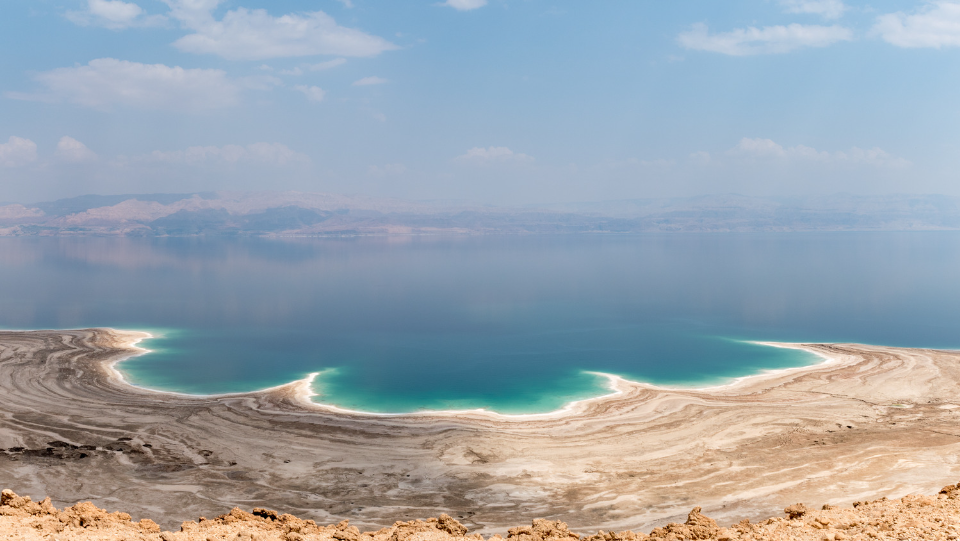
left=2, top=329, right=960, bottom=533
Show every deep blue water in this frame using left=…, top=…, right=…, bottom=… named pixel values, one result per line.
left=1, top=233, right=959, bottom=413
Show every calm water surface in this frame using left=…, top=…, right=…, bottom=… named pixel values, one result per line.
left=1, top=233, right=959, bottom=413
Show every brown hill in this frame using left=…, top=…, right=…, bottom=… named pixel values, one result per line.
left=4, top=192, right=960, bottom=235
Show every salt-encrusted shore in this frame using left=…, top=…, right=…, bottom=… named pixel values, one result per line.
left=2, top=329, right=960, bottom=533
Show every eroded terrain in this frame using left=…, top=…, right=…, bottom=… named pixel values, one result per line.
left=2, top=330, right=960, bottom=533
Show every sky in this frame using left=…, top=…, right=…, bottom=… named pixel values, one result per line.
left=1, top=0, right=959, bottom=205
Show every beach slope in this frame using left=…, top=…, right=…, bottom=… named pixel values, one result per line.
left=1, top=329, right=959, bottom=532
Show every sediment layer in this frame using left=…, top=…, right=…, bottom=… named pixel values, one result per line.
left=4, top=484, right=960, bottom=541
left=2, top=330, right=960, bottom=533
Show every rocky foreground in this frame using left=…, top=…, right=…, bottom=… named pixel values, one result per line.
left=4, top=484, right=960, bottom=541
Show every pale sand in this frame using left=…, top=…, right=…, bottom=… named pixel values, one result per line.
left=1, top=329, right=960, bottom=534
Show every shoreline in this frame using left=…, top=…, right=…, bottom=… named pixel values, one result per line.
left=3, top=328, right=960, bottom=533
left=99, top=328, right=831, bottom=420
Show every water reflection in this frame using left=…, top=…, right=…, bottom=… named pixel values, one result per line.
left=0, top=233, right=958, bottom=412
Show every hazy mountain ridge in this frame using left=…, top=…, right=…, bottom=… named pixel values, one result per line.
left=1, top=192, right=959, bottom=236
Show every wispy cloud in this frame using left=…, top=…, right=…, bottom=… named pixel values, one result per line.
left=874, top=1, right=960, bottom=48
left=309, top=58, right=347, bottom=71
left=6, top=58, right=241, bottom=112
left=724, top=137, right=909, bottom=167
left=0, top=136, right=38, bottom=167
left=139, top=142, right=308, bottom=166
left=440, top=0, right=488, bottom=11
left=456, top=146, right=534, bottom=163
left=164, top=0, right=397, bottom=60
left=66, top=0, right=166, bottom=29
left=353, top=76, right=388, bottom=86
left=678, top=23, right=853, bottom=55
left=294, top=85, right=326, bottom=102
left=779, top=0, right=847, bottom=20
left=278, top=58, right=348, bottom=76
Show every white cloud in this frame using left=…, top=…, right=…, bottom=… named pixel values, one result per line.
left=10, top=58, right=241, bottom=111
left=726, top=137, right=909, bottom=167
left=166, top=0, right=397, bottom=60
left=441, top=0, right=487, bottom=11
left=161, top=0, right=225, bottom=28
left=780, top=0, right=847, bottom=20
left=91, top=0, right=142, bottom=21
left=874, top=1, right=960, bottom=48
left=729, top=137, right=828, bottom=159
left=336, top=0, right=354, bottom=8
left=56, top=136, right=98, bottom=163
left=66, top=0, right=166, bottom=29
left=294, top=85, right=327, bottom=102
left=309, top=58, right=347, bottom=71
left=353, top=76, right=388, bottom=86
left=280, top=67, right=304, bottom=76
left=678, top=23, right=853, bottom=55
left=143, top=142, right=308, bottom=166
left=456, top=146, right=534, bottom=163
left=0, top=137, right=38, bottom=168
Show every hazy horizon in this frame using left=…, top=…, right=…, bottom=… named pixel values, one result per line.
left=3, top=1, right=960, bottom=204
left=8, top=188, right=960, bottom=209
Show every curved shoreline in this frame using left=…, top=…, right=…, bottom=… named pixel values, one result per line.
left=3, top=328, right=960, bottom=534
left=102, top=328, right=828, bottom=420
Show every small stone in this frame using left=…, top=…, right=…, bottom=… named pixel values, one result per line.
left=785, top=503, right=809, bottom=519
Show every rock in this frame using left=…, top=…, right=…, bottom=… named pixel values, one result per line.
left=21, top=500, right=42, bottom=515
left=8, top=484, right=960, bottom=541
left=252, top=508, right=279, bottom=521
left=507, top=526, right=533, bottom=538
left=437, top=514, right=468, bottom=536
left=39, top=497, right=57, bottom=515
left=785, top=503, right=809, bottom=519
left=684, top=507, right=719, bottom=539
left=531, top=518, right=579, bottom=540
left=1, top=489, right=30, bottom=509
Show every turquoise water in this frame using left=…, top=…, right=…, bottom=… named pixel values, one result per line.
left=1, top=233, right=959, bottom=413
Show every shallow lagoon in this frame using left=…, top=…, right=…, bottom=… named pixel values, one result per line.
left=2, top=233, right=959, bottom=413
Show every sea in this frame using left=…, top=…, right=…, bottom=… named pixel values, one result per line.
left=2, top=233, right=959, bottom=414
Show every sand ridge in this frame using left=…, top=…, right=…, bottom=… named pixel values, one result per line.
left=2, top=329, right=960, bottom=533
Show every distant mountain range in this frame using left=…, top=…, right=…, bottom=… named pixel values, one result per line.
left=1, top=192, right=959, bottom=236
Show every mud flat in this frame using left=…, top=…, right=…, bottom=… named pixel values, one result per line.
left=2, top=329, right=960, bottom=533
